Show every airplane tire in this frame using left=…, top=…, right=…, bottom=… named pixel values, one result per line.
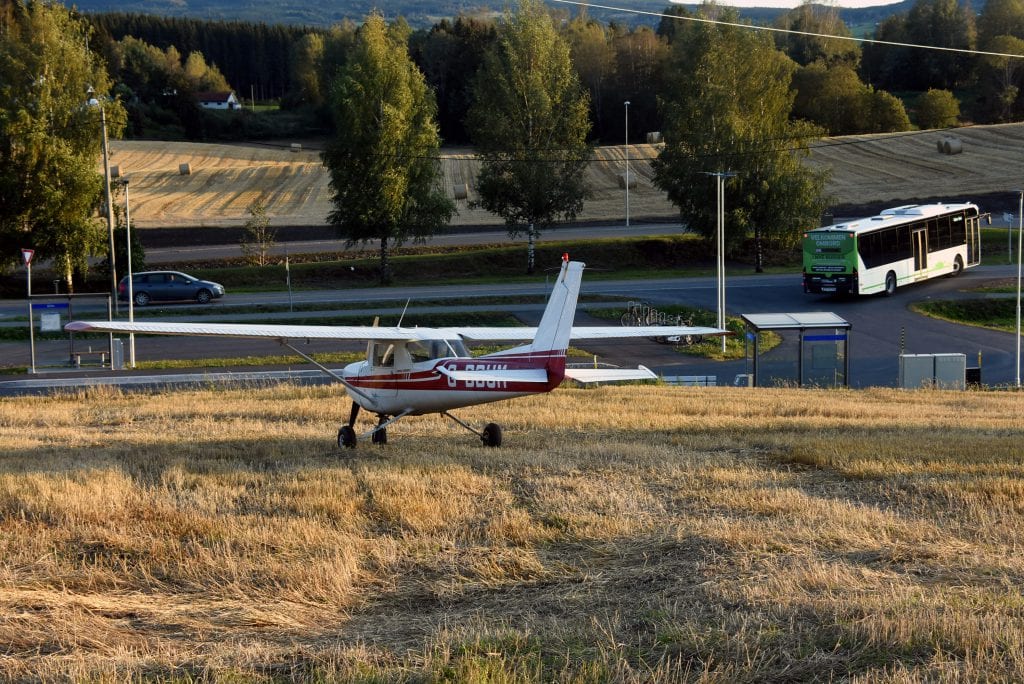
left=371, top=427, right=388, bottom=445
left=481, top=422, right=502, bottom=448
left=338, top=425, right=357, bottom=449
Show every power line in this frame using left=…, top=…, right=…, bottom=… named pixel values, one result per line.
left=549, top=0, right=1024, bottom=60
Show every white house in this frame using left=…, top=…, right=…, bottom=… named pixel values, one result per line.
left=197, top=91, right=241, bottom=110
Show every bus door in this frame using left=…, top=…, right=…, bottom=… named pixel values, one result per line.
left=912, top=227, right=928, bottom=277
left=966, top=216, right=981, bottom=266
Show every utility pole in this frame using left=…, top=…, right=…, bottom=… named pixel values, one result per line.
left=705, top=171, right=736, bottom=353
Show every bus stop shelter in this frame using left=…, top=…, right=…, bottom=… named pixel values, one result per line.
left=740, top=312, right=851, bottom=388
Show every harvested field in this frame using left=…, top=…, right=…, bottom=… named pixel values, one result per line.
left=111, top=140, right=675, bottom=230
left=808, top=123, right=1024, bottom=210
left=111, top=122, right=1024, bottom=232
left=2, top=383, right=1023, bottom=680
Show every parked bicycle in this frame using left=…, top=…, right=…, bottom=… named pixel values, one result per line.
left=619, top=301, right=703, bottom=346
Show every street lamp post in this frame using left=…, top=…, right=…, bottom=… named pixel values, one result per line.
left=87, top=86, right=117, bottom=316
left=624, top=100, right=630, bottom=228
left=705, top=171, right=736, bottom=353
left=1016, top=190, right=1022, bottom=388
left=120, top=178, right=136, bottom=368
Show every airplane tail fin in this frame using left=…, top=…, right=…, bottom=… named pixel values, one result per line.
left=530, top=257, right=584, bottom=355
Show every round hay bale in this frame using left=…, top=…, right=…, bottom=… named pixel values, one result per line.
left=453, top=183, right=469, bottom=200
left=944, top=137, right=963, bottom=154
left=290, top=143, right=302, bottom=152
left=646, top=131, right=663, bottom=144
left=178, top=162, right=192, bottom=175
left=617, top=172, right=638, bottom=189
left=109, top=164, right=122, bottom=179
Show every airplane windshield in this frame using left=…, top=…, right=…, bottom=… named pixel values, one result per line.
left=444, top=339, right=469, bottom=357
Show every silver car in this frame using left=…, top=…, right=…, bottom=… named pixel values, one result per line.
left=118, top=271, right=225, bottom=306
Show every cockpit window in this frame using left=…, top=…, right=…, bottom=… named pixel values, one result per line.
left=373, top=343, right=395, bottom=367
left=408, top=341, right=432, bottom=363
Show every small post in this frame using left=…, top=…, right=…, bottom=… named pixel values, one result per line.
left=23, top=248, right=35, bottom=374
left=286, top=250, right=293, bottom=312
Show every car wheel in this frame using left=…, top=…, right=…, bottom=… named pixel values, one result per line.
left=134, top=291, right=150, bottom=306
left=196, top=289, right=212, bottom=304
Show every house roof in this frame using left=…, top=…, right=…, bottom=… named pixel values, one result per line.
left=195, top=91, right=235, bottom=102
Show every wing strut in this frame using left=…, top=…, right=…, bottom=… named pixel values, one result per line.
left=280, top=340, right=376, bottom=404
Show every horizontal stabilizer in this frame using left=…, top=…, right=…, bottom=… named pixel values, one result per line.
left=436, top=366, right=550, bottom=384
left=564, top=365, right=657, bottom=383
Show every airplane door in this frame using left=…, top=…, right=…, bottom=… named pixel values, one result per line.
left=912, top=228, right=928, bottom=277
left=362, top=342, right=399, bottom=397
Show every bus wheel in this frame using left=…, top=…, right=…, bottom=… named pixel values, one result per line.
left=950, top=256, right=963, bottom=277
left=884, top=272, right=897, bottom=296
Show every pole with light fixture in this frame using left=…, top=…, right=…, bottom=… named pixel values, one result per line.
left=119, top=177, right=136, bottom=368
left=1016, top=189, right=1022, bottom=388
left=624, top=100, right=630, bottom=228
left=704, top=171, right=736, bottom=353
left=87, top=86, right=118, bottom=316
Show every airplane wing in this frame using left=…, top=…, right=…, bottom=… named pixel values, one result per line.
left=65, top=320, right=454, bottom=342
left=453, top=325, right=728, bottom=341
left=65, top=320, right=728, bottom=342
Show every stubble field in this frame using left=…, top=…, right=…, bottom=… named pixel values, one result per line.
left=112, top=122, right=1024, bottom=231
left=2, top=383, right=1023, bottom=681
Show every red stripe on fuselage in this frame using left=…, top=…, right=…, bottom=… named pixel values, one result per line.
left=347, top=353, right=566, bottom=393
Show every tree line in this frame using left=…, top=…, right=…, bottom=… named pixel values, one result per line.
left=84, top=0, right=1024, bottom=145
left=5, top=0, right=1024, bottom=286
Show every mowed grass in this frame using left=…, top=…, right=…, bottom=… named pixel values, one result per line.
left=2, top=384, right=1023, bottom=681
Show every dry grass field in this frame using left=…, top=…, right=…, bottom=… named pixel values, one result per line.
left=2, top=383, right=1024, bottom=681
left=112, top=122, right=1024, bottom=231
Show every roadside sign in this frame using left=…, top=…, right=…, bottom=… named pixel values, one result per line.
left=21, top=248, right=34, bottom=266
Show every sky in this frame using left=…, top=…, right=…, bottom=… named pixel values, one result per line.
left=668, top=0, right=903, bottom=8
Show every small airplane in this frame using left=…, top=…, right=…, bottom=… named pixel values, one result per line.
left=66, top=256, right=727, bottom=448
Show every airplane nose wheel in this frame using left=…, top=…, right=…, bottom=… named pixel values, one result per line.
left=338, top=425, right=357, bottom=449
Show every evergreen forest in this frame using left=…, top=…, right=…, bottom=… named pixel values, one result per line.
left=81, top=0, right=1024, bottom=145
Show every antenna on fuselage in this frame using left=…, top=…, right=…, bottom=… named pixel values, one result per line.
left=397, top=298, right=411, bottom=327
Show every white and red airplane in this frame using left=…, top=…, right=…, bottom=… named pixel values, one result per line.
left=66, top=257, right=726, bottom=448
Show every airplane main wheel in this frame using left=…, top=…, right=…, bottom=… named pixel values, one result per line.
left=371, top=427, right=388, bottom=445
left=481, top=422, right=502, bottom=448
left=338, top=425, right=357, bottom=449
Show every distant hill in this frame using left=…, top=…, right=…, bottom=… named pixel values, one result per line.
left=66, top=0, right=918, bottom=29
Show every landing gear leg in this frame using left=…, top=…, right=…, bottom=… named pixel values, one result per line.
left=337, top=402, right=360, bottom=449
left=371, top=414, right=388, bottom=445
left=443, top=412, right=503, bottom=447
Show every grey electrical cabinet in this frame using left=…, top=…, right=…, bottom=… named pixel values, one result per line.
left=899, top=353, right=966, bottom=389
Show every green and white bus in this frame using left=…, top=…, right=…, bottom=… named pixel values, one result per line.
left=802, top=202, right=982, bottom=296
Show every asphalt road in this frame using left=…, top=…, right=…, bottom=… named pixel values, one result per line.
left=2, top=263, right=1021, bottom=391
